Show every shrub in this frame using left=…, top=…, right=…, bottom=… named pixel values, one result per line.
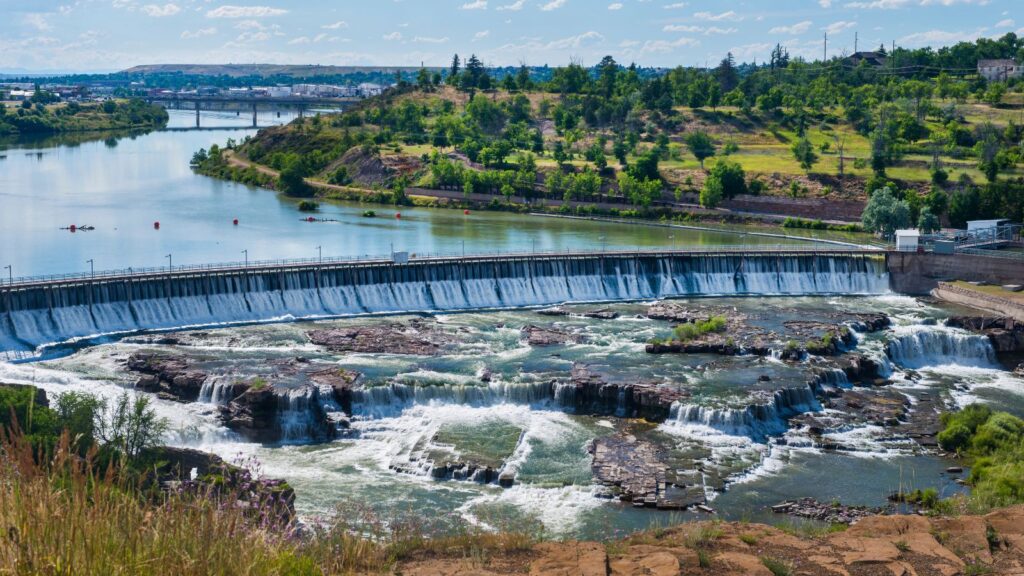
left=938, top=423, right=972, bottom=453
left=297, top=200, right=319, bottom=212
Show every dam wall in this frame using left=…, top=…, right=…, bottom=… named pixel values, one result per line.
left=0, top=251, right=888, bottom=354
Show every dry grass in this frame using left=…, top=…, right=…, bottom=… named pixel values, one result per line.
left=0, top=427, right=538, bottom=575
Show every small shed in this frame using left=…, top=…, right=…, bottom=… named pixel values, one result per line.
left=895, top=229, right=920, bottom=252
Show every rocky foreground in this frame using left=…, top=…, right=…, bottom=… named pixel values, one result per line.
left=395, top=507, right=1024, bottom=575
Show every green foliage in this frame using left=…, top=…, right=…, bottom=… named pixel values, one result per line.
left=937, top=405, right=1024, bottom=509
left=297, top=200, right=319, bottom=212
left=761, top=557, right=793, bottom=576
left=673, top=316, right=727, bottom=342
left=705, top=160, right=747, bottom=202
left=861, top=187, right=911, bottom=240
left=791, top=137, right=818, bottom=172
left=54, top=391, right=104, bottom=453
left=97, top=393, right=169, bottom=461
left=686, top=131, right=716, bottom=169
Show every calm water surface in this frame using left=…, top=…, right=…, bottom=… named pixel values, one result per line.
left=1, top=110, right=834, bottom=279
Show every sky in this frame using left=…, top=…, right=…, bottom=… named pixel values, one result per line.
left=1, top=0, right=1021, bottom=73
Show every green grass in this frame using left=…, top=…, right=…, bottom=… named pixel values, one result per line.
left=761, top=556, right=794, bottom=576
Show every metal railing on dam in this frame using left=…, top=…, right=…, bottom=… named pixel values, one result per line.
left=0, top=247, right=889, bottom=356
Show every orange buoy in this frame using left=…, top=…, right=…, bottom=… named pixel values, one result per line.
left=69, top=224, right=77, bottom=232
left=395, top=213, right=402, bottom=219
left=154, top=221, right=160, bottom=230
left=464, top=210, right=470, bottom=215
left=233, top=218, right=239, bottom=226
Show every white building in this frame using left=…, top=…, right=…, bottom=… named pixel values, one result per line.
left=895, top=229, right=920, bottom=252
left=978, top=59, right=1021, bottom=82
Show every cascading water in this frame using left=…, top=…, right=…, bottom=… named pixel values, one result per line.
left=351, top=380, right=557, bottom=417
left=886, top=326, right=997, bottom=369
left=0, top=253, right=888, bottom=355
left=666, top=385, right=820, bottom=441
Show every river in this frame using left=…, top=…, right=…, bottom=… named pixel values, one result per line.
left=2, top=110, right=1022, bottom=540
left=2, top=110, right=847, bottom=280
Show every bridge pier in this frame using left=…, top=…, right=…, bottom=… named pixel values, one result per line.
left=252, top=102, right=258, bottom=128
left=195, top=101, right=201, bottom=128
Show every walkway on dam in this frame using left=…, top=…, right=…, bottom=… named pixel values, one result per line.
left=1, top=246, right=884, bottom=292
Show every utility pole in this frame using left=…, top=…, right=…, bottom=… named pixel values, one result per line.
left=166, top=254, right=172, bottom=272
left=242, top=249, right=248, bottom=268
left=317, top=245, right=322, bottom=265
left=87, top=259, right=94, bottom=279
left=3, top=265, right=11, bottom=286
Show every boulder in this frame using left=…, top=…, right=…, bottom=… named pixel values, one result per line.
left=521, top=325, right=581, bottom=347
left=308, top=322, right=452, bottom=356
left=126, top=353, right=208, bottom=402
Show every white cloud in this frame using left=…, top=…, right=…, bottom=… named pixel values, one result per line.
left=141, top=3, right=180, bottom=17
left=844, top=0, right=909, bottom=8
left=693, top=10, right=741, bottom=21
left=663, top=2, right=687, bottom=8
left=664, top=24, right=702, bottom=32
left=461, top=0, right=487, bottom=9
left=994, top=19, right=1014, bottom=28
left=540, top=0, right=567, bottom=11
left=473, top=30, right=490, bottom=40
left=607, top=2, right=623, bottom=9
left=770, top=20, right=812, bottom=35
left=819, top=0, right=833, bottom=6
left=382, top=31, right=402, bottom=40
left=23, top=13, right=53, bottom=31
left=704, top=26, right=737, bottom=35
left=322, top=21, right=348, bottom=29
left=823, top=20, right=856, bottom=34
left=206, top=5, right=288, bottom=18
left=496, top=0, right=525, bottom=9
left=639, top=36, right=699, bottom=53
left=180, top=27, right=216, bottom=38
left=899, top=27, right=987, bottom=46
left=413, top=36, right=449, bottom=43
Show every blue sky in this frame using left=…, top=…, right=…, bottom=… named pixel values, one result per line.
left=2, top=0, right=1020, bottom=72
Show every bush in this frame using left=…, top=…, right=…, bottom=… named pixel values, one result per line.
left=674, top=316, right=727, bottom=342
left=938, top=423, right=972, bottom=453
left=297, top=200, right=319, bottom=212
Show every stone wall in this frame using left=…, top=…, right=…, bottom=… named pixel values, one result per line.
left=934, top=283, right=1024, bottom=321
left=678, top=193, right=867, bottom=222
left=887, top=252, right=1024, bottom=294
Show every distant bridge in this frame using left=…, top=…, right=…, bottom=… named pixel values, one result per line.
left=147, top=94, right=360, bottom=127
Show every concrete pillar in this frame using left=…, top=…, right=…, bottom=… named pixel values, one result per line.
left=195, top=101, right=201, bottom=128
left=252, top=102, right=258, bottom=127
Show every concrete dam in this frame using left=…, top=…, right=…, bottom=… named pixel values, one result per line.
left=0, top=250, right=889, bottom=355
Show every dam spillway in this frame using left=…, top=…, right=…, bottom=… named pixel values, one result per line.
left=0, top=250, right=889, bottom=355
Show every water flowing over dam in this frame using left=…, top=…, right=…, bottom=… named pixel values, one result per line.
left=0, top=250, right=888, bottom=355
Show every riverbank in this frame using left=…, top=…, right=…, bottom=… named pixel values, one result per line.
left=204, top=149, right=872, bottom=241
left=0, top=99, right=167, bottom=135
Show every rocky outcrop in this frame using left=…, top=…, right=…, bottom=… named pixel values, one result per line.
left=833, top=353, right=888, bottom=385
left=308, top=321, right=453, bottom=355
left=946, top=316, right=1024, bottom=354
left=127, top=353, right=208, bottom=402
left=148, top=446, right=296, bottom=527
left=771, top=497, right=883, bottom=525
left=537, top=307, right=619, bottom=320
left=398, top=507, right=1024, bottom=576
left=589, top=433, right=704, bottom=510
left=560, top=364, right=688, bottom=421
left=520, top=325, right=582, bottom=347
left=220, top=381, right=339, bottom=444
left=646, top=302, right=697, bottom=323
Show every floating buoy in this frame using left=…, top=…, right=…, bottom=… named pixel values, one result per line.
left=307, top=216, right=316, bottom=222
left=233, top=218, right=239, bottom=226
left=395, top=213, right=402, bottom=219
left=464, top=210, right=470, bottom=215
left=154, top=221, right=160, bottom=230
left=69, top=224, right=77, bottom=233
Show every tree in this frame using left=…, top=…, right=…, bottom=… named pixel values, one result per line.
left=55, top=391, right=105, bottom=453
left=700, top=174, right=724, bottom=208
left=597, top=55, right=619, bottom=98
left=918, top=208, right=940, bottom=233
left=278, top=160, right=312, bottom=197
left=449, top=54, right=461, bottom=84
left=714, top=52, right=739, bottom=92
left=861, top=187, right=911, bottom=240
left=983, top=82, right=1007, bottom=107
left=686, top=131, right=716, bottom=169
left=97, top=393, right=168, bottom=460
left=791, top=137, right=818, bottom=173
left=707, top=160, right=747, bottom=199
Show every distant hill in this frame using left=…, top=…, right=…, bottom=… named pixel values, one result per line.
left=120, top=64, right=439, bottom=78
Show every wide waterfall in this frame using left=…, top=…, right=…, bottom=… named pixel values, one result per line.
left=0, top=253, right=888, bottom=354
left=886, top=326, right=998, bottom=369
left=667, top=385, right=820, bottom=440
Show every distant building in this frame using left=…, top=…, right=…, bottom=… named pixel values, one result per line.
left=847, top=51, right=888, bottom=67
left=977, top=59, right=1021, bottom=82
left=357, top=82, right=385, bottom=97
